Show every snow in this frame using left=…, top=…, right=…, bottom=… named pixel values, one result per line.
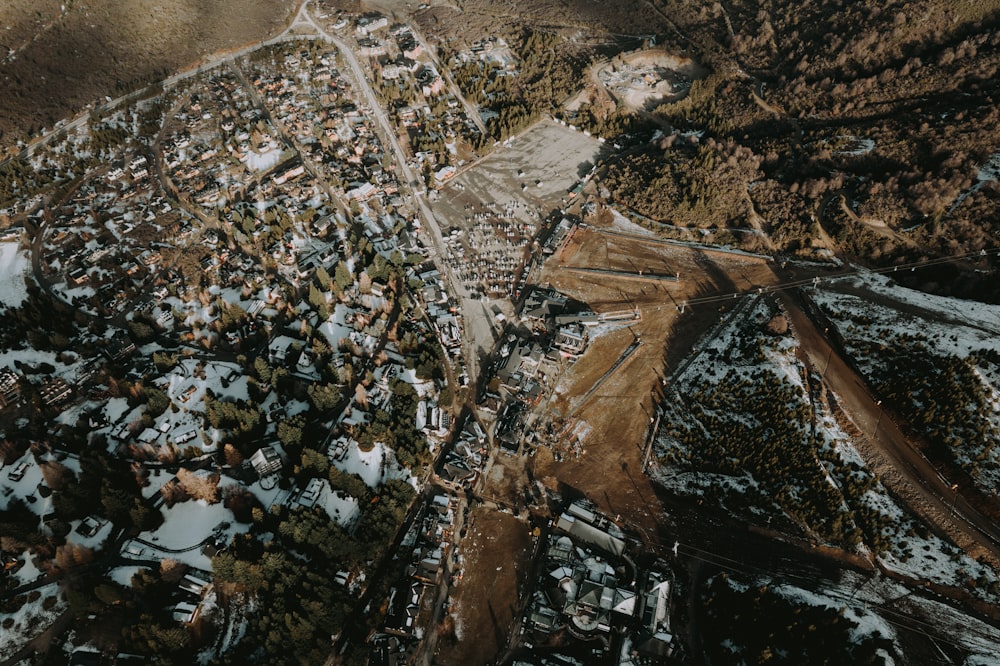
left=243, top=146, right=285, bottom=172
left=330, top=440, right=416, bottom=489
left=820, top=272, right=1000, bottom=340
left=812, top=272, right=1000, bottom=489
left=0, top=241, right=30, bottom=308
left=103, top=397, right=133, bottom=424
left=66, top=516, right=114, bottom=549
left=245, top=478, right=288, bottom=510
left=318, top=304, right=355, bottom=347
left=110, top=564, right=150, bottom=587
left=0, top=582, right=66, bottom=659
left=0, top=453, right=53, bottom=519
left=10, top=552, right=43, bottom=586
left=832, top=136, right=876, bottom=156
left=137, top=498, right=250, bottom=569
left=771, top=582, right=895, bottom=646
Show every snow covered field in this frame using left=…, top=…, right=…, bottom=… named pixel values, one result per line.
left=0, top=241, right=30, bottom=308
left=0, top=582, right=66, bottom=659
left=811, top=272, right=1000, bottom=490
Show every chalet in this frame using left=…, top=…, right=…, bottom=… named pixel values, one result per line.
left=0, top=367, right=22, bottom=407
left=355, top=14, right=389, bottom=36
left=294, top=477, right=324, bottom=509
left=39, top=377, right=72, bottom=406
left=553, top=322, right=588, bottom=356
left=250, top=446, right=282, bottom=478
left=273, top=164, right=306, bottom=186
left=634, top=568, right=676, bottom=659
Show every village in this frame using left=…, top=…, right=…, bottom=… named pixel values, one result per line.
left=0, top=6, right=663, bottom=664
left=4, top=1, right=1000, bottom=665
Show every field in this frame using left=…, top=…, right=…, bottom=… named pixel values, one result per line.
left=481, top=209, right=781, bottom=530
left=435, top=507, right=533, bottom=665
left=0, top=0, right=295, bottom=148
left=411, top=0, right=671, bottom=43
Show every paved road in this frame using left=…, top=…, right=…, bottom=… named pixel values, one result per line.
left=300, top=3, right=495, bottom=390
left=782, top=292, right=1000, bottom=563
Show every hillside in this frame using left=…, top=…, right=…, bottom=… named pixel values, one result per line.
left=0, top=0, right=295, bottom=148
left=409, top=0, right=1000, bottom=289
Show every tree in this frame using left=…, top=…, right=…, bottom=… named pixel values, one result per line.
left=315, top=265, right=332, bottom=291
left=334, top=261, right=352, bottom=293
left=307, top=383, right=341, bottom=412
left=277, top=415, right=305, bottom=451
left=177, top=468, right=220, bottom=503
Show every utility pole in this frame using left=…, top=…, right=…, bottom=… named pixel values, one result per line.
left=871, top=400, right=883, bottom=439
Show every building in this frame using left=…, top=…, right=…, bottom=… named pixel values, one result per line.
left=355, top=14, right=389, bottom=36
left=250, top=446, right=283, bottom=478
left=554, top=322, right=588, bottom=356
left=0, top=367, right=21, bottom=407
left=103, top=331, right=136, bottom=362
left=39, top=377, right=73, bottom=407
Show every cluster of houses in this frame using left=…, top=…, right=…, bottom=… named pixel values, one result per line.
left=384, top=492, right=461, bottom=639
left=482, top=287, right=597, bottom=454
left=436, top=417, right=488, bottom=490
left=522, top=501, right=676, bottom=664
left=243, top=44, right=404, bottom=210
left=39, top=154, right=196, bottom=316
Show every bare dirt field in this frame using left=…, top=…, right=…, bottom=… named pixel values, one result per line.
left=431, top=119, right=603, bottom=359
left=595, top=49, right=707, bottom=111
left=0, top=0, right=296, bottom=147
left=435, top=507, right=534, bottom=666
left=437, top=119, right=604, bottom=217
left=480, top=213, right=782, bottom=534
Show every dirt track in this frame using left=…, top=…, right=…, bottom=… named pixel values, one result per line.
left=781, top=292, right=1000, bottom=567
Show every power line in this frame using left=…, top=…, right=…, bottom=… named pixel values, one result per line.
left=638, top=247, right=1000, bottom=312
left=657, top=539, right=1000, bottom=656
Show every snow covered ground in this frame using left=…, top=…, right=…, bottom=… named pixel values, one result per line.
left=330, top=439, right=415, bottom=489
left=133, top=499, right=251, bottom=570
left=653, top=292, right=1000, bottom=606
left=811, top=272, right=1000, bottom=490
left=0, top=582, right=66, bottom=659
left=0, top=241, right=30, bottom=308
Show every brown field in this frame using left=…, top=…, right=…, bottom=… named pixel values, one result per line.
left=0, top=0, right=296, bottom=147
left=435, top=507, right=534, bottom=665
left=472, top=211, right=782, bottom=552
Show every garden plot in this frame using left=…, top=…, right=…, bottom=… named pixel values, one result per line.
left=652, top=294, right=1000, bottom=603
left=810, top=272, right=1000, bottom=492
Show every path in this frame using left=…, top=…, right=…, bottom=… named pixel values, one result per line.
left=782, top=292, right=1000, bottom=564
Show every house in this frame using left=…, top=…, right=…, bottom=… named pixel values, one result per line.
left=553, top=322, right=588, bottom=356
left=39, top=377, right=72, bottom=406
left=172, top=601, right=199, bottom=624
left=250, top=446, right=282, bottom=477
left=0, top=367, right=21, bottom=407
left=355, top=14, right=389, bottom=36
left=104, top=331, right=136, bottom=362
left=294, top=477, right=324, bottom=509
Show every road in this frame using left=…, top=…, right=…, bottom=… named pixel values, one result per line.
left=781, top=292, right=1000, bottom=563
left=298, top=3, right=496, bottom=390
